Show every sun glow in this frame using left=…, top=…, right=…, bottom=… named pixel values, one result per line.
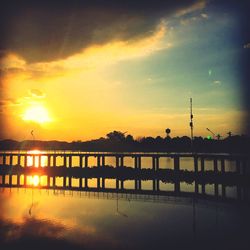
left=31, top=175, right=40, bottom=186
left=22, top=105, right=51, bottom=124
left=27, top=150, right=47, bottom=167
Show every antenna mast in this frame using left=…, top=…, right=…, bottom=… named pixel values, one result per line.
left=190, top=98, right=194, bottom=151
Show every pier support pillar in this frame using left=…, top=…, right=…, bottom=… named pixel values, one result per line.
left=153, top=179, right=159, bottom=191
left=101, top=156, right=105, bottom=167
left=53, top=156, right=57, bottom=167
left=221, top=159, right=225, bottom=173
left=152, top=157, right=156, bottom=171
left=97, top=156, right=101, bottom=168
left=17, top=175, right=20, bottom=186
left=120, top=157, right=124, bottom=167
left=32, top=155, right=36, bottom=167
left=102, top=178, right=105, bottom=189
left=9, top=155, right=13, bottom=166
left=63, top=155, right=67, bottom=167
left=79, top=156, right=83, bottom=168
left=68, top=177, right=72, bottom=188
left=84, top=157, right=88, bottom=168
left=97, top=178, right=100, bottom=189
left=201, top=183, right=205, bottom=194
left=120, top=180, right=124, bottom=190
left=47, top=156, right=51, bottom=167
left=116, top=156, right=120, bottom=168
left=214, top=159, right=218, bottom=173
left=222, top=184, right=226, bottom=198
left=79, top=177, right=82, bottom=188
left=63, top=177, right=67, bottom=187
left=84, top=178, right=88, bottom=188
left=138, top=157, right=141, bottom=170
left=17, top=155, right=21, bottom=165
left=174, top=156, right=180, bottom=172
left=134, top=157, right=138, bottom=169
left=52, top=177, right=56, bottom=187
left=24, top=156, right=28, bottom=167
left=195, top=181, right=199, bottom=194
left=174, top=181, right=180, bottom=194
left=200, top=157, right=205, bottom=173
left=155, top=157, right=159, bottom=171
left=137, top=179, right=141, bottom=190
left=38, top=156, right=41, bottom=167
left=214, top=183, right=218, bottom=197
left=69, top=156, right=72, bottom=168
left=9, top=175, right=12, bottom=185
left=194, top=156, right=198, bottom=173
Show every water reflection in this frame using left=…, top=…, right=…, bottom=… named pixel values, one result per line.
left=1, top=152, right=250, bottom=249
left=0, top=173, right=249, bottom=205
left=0, top=188, right=249, bottom=250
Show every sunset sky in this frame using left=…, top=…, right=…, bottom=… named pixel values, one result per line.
left=0, top=0, right=249, bottom=141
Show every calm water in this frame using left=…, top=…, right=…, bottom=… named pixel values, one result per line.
left=0, top=152, right=249, bottom=249
left=0, top=188, right=249, bottom=250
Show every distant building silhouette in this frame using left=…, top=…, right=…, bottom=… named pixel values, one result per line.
left=165, top=128, right=171, bottom=138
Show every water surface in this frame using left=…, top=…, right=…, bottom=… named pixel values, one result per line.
left=0, top=187, right=249, bottom=250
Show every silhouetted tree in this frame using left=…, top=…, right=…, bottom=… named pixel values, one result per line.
left=1, top=133, right=249, bottom=153
left=106, top=131, right=126, bottom=142
left=125, top=134, right=134, bottom=142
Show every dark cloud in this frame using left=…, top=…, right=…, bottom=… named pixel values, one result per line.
left=0, top=0, right=199, bottom=63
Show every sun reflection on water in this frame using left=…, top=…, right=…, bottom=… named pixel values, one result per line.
left=26, top=150, right=46, bottom=186
left=28, top=175, right=40, bottom=186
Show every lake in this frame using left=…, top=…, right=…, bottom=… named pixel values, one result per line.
left=0, top=151, right=249, bottom=249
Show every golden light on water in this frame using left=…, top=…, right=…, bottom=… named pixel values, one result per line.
left=31, top=175, right=40, bottom=186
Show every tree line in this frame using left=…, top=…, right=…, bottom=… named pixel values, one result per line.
left=0, top=130, right=249, bottom=153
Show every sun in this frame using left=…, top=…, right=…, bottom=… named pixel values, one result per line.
left=22, top=105, right=51, bottom=124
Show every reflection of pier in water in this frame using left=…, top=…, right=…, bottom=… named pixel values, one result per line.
left=0, top=152, right=249, bottom=205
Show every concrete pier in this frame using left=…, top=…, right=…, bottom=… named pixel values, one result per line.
left=0, top=151, right=249, bottom=204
